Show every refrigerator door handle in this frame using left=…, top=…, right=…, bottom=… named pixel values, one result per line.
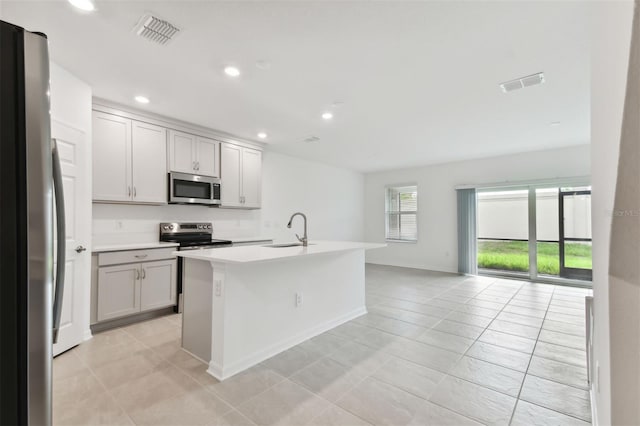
left=52, top=139, right=66, bottom=344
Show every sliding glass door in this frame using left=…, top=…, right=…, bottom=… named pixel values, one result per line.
left=476, top=184, right=592, bottom=285
left=477, top=189, right=530, bottom=276
left=559, top=189, right=592, bottom=280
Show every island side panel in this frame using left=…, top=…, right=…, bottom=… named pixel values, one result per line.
left=217, top=249, right=367, bottom=379
left=181, top=258, right=214, bottom=363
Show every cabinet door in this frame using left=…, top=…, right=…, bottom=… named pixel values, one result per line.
left=97, top=264, right=140, bottom=321
left=168, top=130, right=196, bottom=174
left=241, top=148, right=262, bottom=208
left=132, top=121, right=167, bottom=204
left=92, top=112, right=132, bottom=201
left=220, top=143, right=243, bottom=207
left=196, top=137, right=219, bottom=177
left=140, top=259, right=177, bottom=312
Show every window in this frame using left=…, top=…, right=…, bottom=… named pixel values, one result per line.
left=386, top=185, right=418, bottom=241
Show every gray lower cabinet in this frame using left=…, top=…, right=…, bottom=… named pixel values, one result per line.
left=94, top=248, right=177, bottom=323
left=97, top=264, right=141, bottom=321
left=140, top=259, right=176, bottom=312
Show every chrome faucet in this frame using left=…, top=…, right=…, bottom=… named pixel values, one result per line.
left=287, top=212, right=308, bottom=246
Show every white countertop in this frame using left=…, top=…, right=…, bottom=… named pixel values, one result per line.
left=174, top=240, right=386, bottom=264
left=223, top=236, right=274, bottom=243
left=92, top=241, right=180, bottom=253
left=92, top=236, right=272, bottom=253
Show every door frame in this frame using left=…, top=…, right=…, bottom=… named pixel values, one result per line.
left=476, top=183, right=593, bottom=287
left=558, top=189, right=593, bottom=281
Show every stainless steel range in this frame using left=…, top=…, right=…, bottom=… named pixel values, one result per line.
left=159, top=222, right=232, bottom=312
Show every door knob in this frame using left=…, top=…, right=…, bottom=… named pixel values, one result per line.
left=75, top=245, right=87, bottom=253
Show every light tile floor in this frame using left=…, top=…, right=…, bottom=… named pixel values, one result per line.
left=54, top=264, right=592, bottom=425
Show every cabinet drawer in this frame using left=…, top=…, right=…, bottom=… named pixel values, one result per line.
left=98, top=248, right=175, bottom=266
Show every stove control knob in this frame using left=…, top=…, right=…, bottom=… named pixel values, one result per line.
left=197, top=224, right=203, bottom=229
left=163, top=225, right=169, bottom=230
left=207, top=225, right=212, bottom=229
left=169, top=225, right=174, bottom=230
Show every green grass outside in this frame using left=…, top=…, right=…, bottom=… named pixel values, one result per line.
left=478, top=240, right=592, bottom=275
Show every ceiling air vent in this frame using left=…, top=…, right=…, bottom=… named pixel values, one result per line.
left=499, top=72, right=545, bottom=93
left=134, top=14, right=180, bottom=45
left=302, top=136, right=320, bottom=143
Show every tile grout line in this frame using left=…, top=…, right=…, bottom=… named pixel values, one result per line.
left=64, top=274, right=591, bottom=426
left=114, top=319, right=240, bottom=422
left=507, top=286, right=593, bottom=424
left=118, top=322, right=242, bottom=416
left=76, top=335, right=140, bottom=426
left=506, top=284, right=555, bottom=425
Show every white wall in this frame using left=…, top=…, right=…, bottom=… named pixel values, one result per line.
left=260, top=150, right=364, bottom=242
left=363, top=145, right=590, bottom=272
left=590, top=2, right=634, bottom=425
left=93, top=150, right=364, bottom=245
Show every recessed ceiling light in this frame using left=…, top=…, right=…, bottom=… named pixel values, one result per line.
left=257, top=132, right=268, bottom=139
left=134, top=95, right=150, bottom=104
left=321, top=112, right=333, bottom=120
left=68, top=0, right=95, bottom=11
left=550, top=121, right=561, bottom=127
left=224, top=66, right=241, bottom=77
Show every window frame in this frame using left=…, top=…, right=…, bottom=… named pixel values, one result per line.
left=385, top=183, right=418, bottom=243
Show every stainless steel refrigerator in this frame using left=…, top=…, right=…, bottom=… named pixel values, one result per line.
left=0, top=19, right=66, bottom=425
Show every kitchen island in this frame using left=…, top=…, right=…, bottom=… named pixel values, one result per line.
left=174, top=241, right=385, bottom=380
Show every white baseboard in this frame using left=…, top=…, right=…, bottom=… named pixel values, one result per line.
left=82, top=329, right=93, bottom=342
left=590, top=385, right=598, bottom=426
left=207, top=306, right=367, bottom=380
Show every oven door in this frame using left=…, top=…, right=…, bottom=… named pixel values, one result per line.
left=169, top=172, right=221, bottom=205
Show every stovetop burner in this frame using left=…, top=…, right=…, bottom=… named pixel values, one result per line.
left=159, top=222, right=232, bottom=247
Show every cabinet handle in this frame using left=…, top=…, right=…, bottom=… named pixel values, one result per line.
left=128, top=186, right=131, bottom=197
left=193, top=161, right=196, bottom=171
left=133, top=186, right=136, bottom=197
left=135, top=269, right=140, bottom=280
left=142, top=269, right=146, bottom=279
left=134, top=254, right=148, bottom=259
left=196, top=161, right=200, bottom=170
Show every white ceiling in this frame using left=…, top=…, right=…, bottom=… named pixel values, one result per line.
left=1, top=1, right=591, bottom=173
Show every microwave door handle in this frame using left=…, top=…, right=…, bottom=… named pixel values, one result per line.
left=52, top=139, right=66, bottom=344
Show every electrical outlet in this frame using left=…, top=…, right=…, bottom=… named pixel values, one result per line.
left=295, top=292, right=303, bottom=307
left=215, top=280, right=222, bottom=297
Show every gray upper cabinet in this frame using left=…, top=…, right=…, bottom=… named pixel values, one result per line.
left=92, top=111, right=167, bottom=204
left=220, top=142, right=262, bottom=209
left=168, top=130, right=220, bottom=177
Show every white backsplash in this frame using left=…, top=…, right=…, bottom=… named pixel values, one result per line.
left=92, top=203, right=263, bottom=246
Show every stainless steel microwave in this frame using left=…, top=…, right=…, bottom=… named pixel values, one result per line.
left=168, top=172, right=221, bottom=205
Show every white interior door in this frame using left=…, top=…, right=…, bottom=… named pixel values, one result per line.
left=52, top=120, right=90, bottom=356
